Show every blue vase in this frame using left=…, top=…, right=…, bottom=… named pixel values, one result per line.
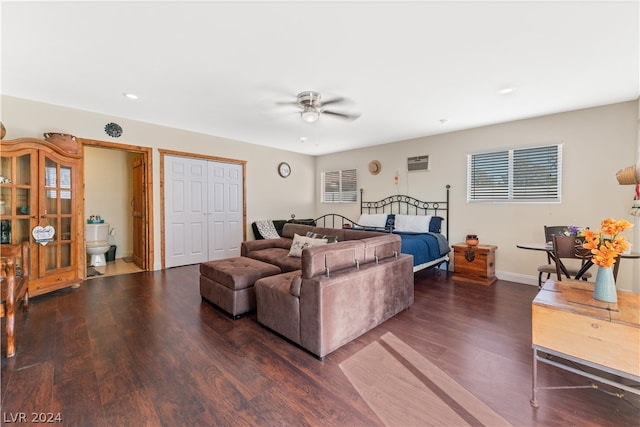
left=593, top=266, right=617, bottom=303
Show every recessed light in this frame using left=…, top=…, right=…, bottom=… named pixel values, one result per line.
left=123, top=93, right=138, bottom=100
left=497, top=87, right=516, bottom=95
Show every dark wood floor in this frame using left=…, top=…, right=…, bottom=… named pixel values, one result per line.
left=2, top=266, right=638, bottom=426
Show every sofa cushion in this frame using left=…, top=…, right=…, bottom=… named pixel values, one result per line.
left=255, top=271, right=302, bottom=344
left=288, top=233, right=328, bottom=257
left=301, top=240, right=366, bottom=279
left=290, top=274, right=303, bottom=297
left=282, top=223, right=316, bottom=239
left=241, top=237, right=292, bottom=257
left=246, top=248, right=301, bottom=272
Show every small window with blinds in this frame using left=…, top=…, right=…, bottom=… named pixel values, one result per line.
left=467, top=144, right=562, bottom=203
left=322, top=169, right=358, bottom=203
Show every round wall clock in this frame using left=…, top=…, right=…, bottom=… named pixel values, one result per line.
left=278, top=162, right=291, bottom=178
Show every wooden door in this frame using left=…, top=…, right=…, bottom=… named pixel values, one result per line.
left=131, top=154, right=146, bottom=269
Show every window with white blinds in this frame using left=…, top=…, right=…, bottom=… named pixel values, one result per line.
left=467, top=144, right=562, bottom=203
left=322, top=169, right=358, bottom=203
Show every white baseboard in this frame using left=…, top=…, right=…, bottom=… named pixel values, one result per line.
left=495, top=271, right=637, bottom=293
left=495, top=270, right=538, bottom=287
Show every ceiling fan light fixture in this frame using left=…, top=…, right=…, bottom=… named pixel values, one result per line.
left=301, top=106, right=319, bottom=123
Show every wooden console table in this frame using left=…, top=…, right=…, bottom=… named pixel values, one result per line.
left=530, top=278, right=640, bottom=407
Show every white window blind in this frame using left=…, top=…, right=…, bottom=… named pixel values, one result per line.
left=467, top=144, right=562, bottom=203
left=322, top=169, right=358, bottom=203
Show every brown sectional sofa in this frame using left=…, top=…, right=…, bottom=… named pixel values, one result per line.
left=241, top=223, right=388, bottom=270
left=241, top=223, right=415, bottom=359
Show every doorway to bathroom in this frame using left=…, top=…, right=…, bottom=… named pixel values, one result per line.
left=80, top=138, right=153, bottom=278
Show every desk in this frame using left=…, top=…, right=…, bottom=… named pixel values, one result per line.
left=517, top=242, right=640, bottom=280
left=530, top=279, right=640, bottom=407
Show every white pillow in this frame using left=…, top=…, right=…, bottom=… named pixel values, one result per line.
left=288, top=233, right=328, bottom=257
left=394, top=214, right=432, bottom=233
left=358, top=213, right=388, bottom=228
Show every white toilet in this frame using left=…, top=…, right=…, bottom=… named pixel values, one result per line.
left=86, top=223, right=110, bottom=267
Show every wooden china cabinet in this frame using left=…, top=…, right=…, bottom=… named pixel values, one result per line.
left=1, top=137, right=84, bottom=296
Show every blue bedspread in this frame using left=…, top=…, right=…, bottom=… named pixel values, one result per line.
left=394, top=232, right=450, bottom=267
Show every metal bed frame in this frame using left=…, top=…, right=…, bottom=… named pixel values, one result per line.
left=315, top=185, right=451, bottom=272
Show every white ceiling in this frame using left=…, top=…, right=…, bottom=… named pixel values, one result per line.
left=2, top=1, right=639, bottom=156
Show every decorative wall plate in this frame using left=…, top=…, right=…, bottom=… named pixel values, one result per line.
left=104, top=122, right=123, bottom=138
left=368, top=160, right=382, bottom=175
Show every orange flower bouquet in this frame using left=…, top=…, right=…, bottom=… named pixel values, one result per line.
left=582, top=218, right=633, bottom=267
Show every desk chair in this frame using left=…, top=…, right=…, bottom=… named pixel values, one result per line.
left=537, top=226, right=568, bottom=288
left=552, top=235, right=592, bottom=282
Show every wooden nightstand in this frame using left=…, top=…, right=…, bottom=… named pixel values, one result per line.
left=452, top=243, right=497, bottom=286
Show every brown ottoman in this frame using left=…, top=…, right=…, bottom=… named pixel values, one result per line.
left=200, top=257, right=281, bottom=318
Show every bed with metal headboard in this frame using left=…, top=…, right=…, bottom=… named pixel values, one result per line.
left=315, top=185, right=451, bottom=272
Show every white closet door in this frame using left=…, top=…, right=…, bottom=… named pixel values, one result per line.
left=165, top=156, right=208, bottom=268
left=207, top=162, right=243, bottom=260
left=165, top=155, right=244, bottom=267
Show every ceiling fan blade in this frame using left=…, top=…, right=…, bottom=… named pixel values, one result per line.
left=319, top=97, right=346, bottom=107
left=322, top=110, right=361, bottom=121
left=275, top=100, right=300, bottom=106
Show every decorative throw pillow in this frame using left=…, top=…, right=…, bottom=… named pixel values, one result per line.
left=306, top=231, right=339, bottom=243
left=288, top=233, right=328, bottom=257
left=385, top=214, right=396, bottom=230
left=429, top=216, right=444, bottom=233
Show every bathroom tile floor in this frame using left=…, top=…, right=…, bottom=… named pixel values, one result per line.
left=87, top=258, right=144, bottom=279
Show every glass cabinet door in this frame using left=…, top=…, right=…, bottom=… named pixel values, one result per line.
left=40, top=153, right=76, bottom=273
left=1, top=152, right=34, bottom=245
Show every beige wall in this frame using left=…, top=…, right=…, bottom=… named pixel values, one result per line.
left=315, top=101, right=639, bottom=290
left=2, top=95, right=638, bottom=290
left=1, top=95, right=315, bottom=270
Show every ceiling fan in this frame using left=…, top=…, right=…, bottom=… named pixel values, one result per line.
left=279, top=91, right=361, bottom=123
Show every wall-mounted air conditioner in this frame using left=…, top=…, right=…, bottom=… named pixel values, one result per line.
left=408, top=155, right=429, bottom=172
